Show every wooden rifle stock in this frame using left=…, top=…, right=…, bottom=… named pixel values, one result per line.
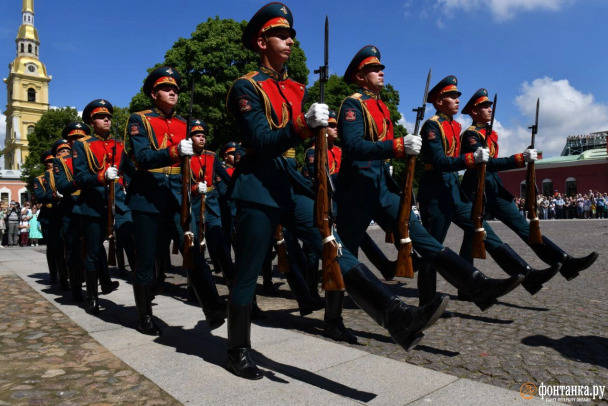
left=470, top=162, right=487, bottom=259
left=384, top=230, right=395, bottom=243
left=273, top=225, right=290, bottom=273
left=107, top=179, right=117, bottom=266
left=315, top=128, right=345, bottom=291
left=395, top=155, right=415, bottom=278
left=526, top=161, right=543, bottom=244
left=181, top=155, right=195, bottom=270
left=198, top=191, right=206, bottom=253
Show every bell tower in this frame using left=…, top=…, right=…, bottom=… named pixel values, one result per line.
left=3, top=0, right=52, bottom=170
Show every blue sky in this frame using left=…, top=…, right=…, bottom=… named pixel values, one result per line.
left=1, top=0, right=607, bottom=158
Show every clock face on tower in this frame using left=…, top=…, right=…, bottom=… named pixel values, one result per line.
left=27, top=64, right=36, bottom=73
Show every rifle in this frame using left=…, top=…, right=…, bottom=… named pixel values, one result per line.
left=106, top=126, right=118, bottom=266
left=180, top=76, right=196, bottom=270
left=470, top=94, right=497, bottom=259
left=526, top=98, right=543, bottom=244
left=273, top=225, right=290, bottom=273
left=198, top=170, right=206, bottom=254
left=395, top=69, right=431, bottom=278
left=313, top=16, right=344, bottom=291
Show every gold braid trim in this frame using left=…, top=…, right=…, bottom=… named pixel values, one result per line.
left=134, top=111, right=163, bottom=151
left=82, top=137, right=106, bottom=172
left=47, top=170, right=57, bottom=192
left=59, top=158, right=74, bottom=183
left=429, top=115, right=454, bottom=156
left=241, top=73, right=289, bottom=130
left=349, top=94, right=387, bottom=142
left=36, top=175, right=46, bottom=192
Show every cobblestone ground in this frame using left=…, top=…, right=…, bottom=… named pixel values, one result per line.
left=0, top=273, right=180, bottom=406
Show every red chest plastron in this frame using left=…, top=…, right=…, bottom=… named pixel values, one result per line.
left=257, top=78, right=305, bottom=126
left=440, top=119, right=462, bottom=157
left=362, top=98, right=394, bottom=141
left=87, top=138, right=124, bottom=171
left=328, top=145, right=342, bottom=175
left=191, top=153, right=215, bottom=185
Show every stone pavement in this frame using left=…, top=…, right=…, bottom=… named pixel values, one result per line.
left=1, top=220, right=605, bottom=405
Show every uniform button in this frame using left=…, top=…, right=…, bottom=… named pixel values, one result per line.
left=168, top=120, right=171, bottom=124
left=281, top=85, right=285, bottom=89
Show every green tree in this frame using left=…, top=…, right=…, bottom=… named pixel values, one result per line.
left=128, top=17, right=309, bottom=152
left=22, top=107, right=80, bottom=187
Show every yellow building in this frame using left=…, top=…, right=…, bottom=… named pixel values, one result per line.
left=2, top=0, right=51, bottom=170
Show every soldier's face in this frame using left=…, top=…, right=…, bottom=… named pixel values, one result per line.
left=44, top=161, right=53, bottom=170
left=472, top=103, right=492, bottom=123
left=359, top=65, right=384, bottom=93
left=92, top=114, right=112, bottom=134
left=224, top=152, right=235, bottom=165
left=152, top=85, right=179, bottom=111
left=436, top=93, right=460, bottom=116
left=258, top=28, right=294, bottom=64
left=327, top=123, right=338, bottom=142
left=56, top=147, right=70, bottom=158
left=191, top=133, right=206, bottom=152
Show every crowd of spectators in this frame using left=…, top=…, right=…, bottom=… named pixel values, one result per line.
left=513, top=190, right=608, bottom=220
left=0, top=200, right=43, bottom=247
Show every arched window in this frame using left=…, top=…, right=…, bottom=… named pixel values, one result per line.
left=27, top=88, right=36, bottom=102
left=565, top=177, right=577, bottom=197
left=542, top=179, right=553, bottom=197
left=28, top=44, right=32, bottom=53
left=27, top=126, right=35, bottom=136
left=20, top=43, right=24, bottom=53
left=35, top=46, right=38, bottom=56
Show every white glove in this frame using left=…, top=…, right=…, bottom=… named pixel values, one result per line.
left=403, top=134, right=422, bottom=155
left=178, top=139, right=193, bottom=156
left=474, top=147, right=490, bottom=164
left=105, top=166, right=119, bottom=181
left=305, top=103, right=329, bottom=128
left=197, top=181, right=207, bottom=194
left=56, top=191, right=63, bottom=199
left=523, top=148, right=538, bottom=163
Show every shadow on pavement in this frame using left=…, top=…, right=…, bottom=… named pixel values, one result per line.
left=521, top=335, right=608, bottom=370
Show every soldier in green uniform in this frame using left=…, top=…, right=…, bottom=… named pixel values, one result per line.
left=225, top=3, right=448, bottom=380
left=32, top=150, right=68, bottom=289
left=336, top=47, right=523, bottom=314
left=459, top=89, right=597, bottom=287
left=125, top=67, right=225, bottom=335
left=417, top=76, right=552, bottom=306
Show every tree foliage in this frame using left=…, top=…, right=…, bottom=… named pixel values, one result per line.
left=22, top=107, right=79, bottom=186
left=128, top=17, right=309, bottom=152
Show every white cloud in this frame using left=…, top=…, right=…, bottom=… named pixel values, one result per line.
left=513, top=77, right=608, bottom=157
left=406, top=0, right=575, bottom=22
left=397, top=115, right=416, bottom=134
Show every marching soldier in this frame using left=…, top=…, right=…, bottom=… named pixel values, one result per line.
left=125, top=66, right=225, bottom=335
left=336, top=47, right=522, bottom=313
left=417, top=76, right=551, bottom=306
left=225, top=3, right=448, bottom=380
left=72, top=100, right=126, bottom=314
left=52, top=128, right=88, bottom=302
left=32, top=150, right=68, bottom=289
left=460, top=89, right=598, bottom=287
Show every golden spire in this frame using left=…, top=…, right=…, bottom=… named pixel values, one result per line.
left=23, top=0, right=34, bottom=13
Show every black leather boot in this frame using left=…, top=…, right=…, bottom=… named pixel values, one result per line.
left=284, top=262, right=324, bottom=316
left=531, top=237, right=598, bottom=281
left=84, top=269, right=100, bottom=315
left=431, top=248, right=524, bottom=311
left=226, top=302, right=263, bottom=380
left=361, top=232, right=396, bottom=280
left=133, top=284, right=162, bottom=336
left=343, top=263, right=448, bottom=351
left=261, top=250, right=280, bottom=296
left=251, top=296, right=266, bottom=320
left=489, top=243, right=560, bottom=295
left=187, top=267, right=227, bottom=331
left=99, top=253, right=119, bottom=295
left=324, top=291, right=357, bottom=344
left=68, top=260, right=83, bottom=302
